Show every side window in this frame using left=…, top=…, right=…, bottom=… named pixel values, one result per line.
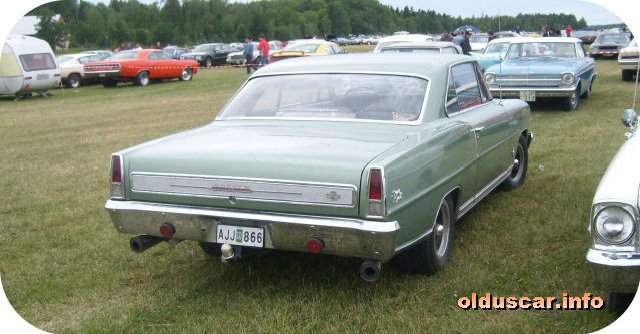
left=147, top=52, right=157, bottom=60
left=154, top=51, right=168, bottom=60
left=576, top=43, right=586, bottom=58
left=447, top=62, right=484, bottom=114
left=445, top=71, right=460, bottom=114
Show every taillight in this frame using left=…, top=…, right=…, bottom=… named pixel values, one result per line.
left=111, top=155, right=122, bottom=183
left=110, top=155, right=124, bottom=198
left=369, top=169, right=382, bottom=200
left=367, top=168, right=385, bottom=218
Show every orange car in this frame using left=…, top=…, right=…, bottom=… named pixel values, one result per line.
left=83, top=49, right=199, bottom=87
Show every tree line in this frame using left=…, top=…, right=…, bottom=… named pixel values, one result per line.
left=30, top=0, right=595, bottom=49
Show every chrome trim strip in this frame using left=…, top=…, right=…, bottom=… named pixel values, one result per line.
left=130, top=172, right=358, bottom=207
left=366, top=166, right=386, bottom=219
left=458, top=168, right=511, bottom=218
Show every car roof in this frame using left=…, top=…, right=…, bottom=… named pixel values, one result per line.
left=506, top=37, right=582, bottom=43
left=254, top=53, right=470, bottom=78
left=377, top=34, right=434, bottom=43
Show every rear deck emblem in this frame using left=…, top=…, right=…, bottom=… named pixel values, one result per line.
left=326, top=191, right=341, bottom=201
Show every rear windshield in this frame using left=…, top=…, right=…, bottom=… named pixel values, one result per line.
left=218, top=74, right=428, bottom=122
left=111, top=51, right=138, bottom=59
left=19, top=53, right=57, bottom=71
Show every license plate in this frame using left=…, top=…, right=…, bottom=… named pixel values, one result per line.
left=99, top=73, right=105, bottom=77
left=216, top=224, right=264, bottom=247
left=519, top=91, right=536, bottom=102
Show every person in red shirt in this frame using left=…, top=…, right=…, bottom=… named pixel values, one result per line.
left=565, top=25, right=572, bottom=37
left=257, top=33, right=270, bottom=66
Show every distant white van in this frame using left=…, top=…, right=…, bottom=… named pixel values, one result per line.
left=1, top=35, right=61, bottom=99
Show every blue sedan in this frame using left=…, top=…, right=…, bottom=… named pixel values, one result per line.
left=484, top=37, right=596, bottom=111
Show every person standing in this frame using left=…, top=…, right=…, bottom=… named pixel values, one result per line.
left=460, top=30, right=472, bottom=55
left=257, top=33, right=270, bottom=66
left=243, top=36, right=256, bottom=74
left=565, top=25, right=572, bottom=37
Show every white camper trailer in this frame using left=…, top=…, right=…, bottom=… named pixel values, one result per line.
left=1, top=35, right=61, bottom=99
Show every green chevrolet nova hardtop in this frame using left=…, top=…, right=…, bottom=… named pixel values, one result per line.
left=106, top=53, right=532, bottom=281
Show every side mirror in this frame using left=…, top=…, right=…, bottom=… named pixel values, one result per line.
left=621, top=109, right=638, bottom=127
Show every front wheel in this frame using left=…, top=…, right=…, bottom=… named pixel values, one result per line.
left=134, top=71, right=150, bottom=86
left=562, top=86, right=580, bottom=111
left=179, top=67, right=193, bottom=81
left=67, top=73, right=81, bottom=88
left=205, top=57, right=213, bottom=67
left=394, top=195, right=455, bottom=275
left=500, top=134, right=529, bottom=190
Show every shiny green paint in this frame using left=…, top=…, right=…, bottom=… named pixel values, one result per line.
left=116, top=53, right=530, bottom=251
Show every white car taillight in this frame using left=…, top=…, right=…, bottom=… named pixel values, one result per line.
left=367, top=168, right=385, bottom=218
left=110, top=154, right=124, bottom=198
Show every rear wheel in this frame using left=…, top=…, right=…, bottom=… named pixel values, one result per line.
left=622, top=69, right=634, bottom=81
left=179, top=67, right=193, bottom=81
left=67, top=73, right=81, bottom=88
left=562, top=86, right=580, bottom=111
left=134, top=71, right=150, bottom=86
left=500, top=134, right=529, bottom=190
left=395, top=195, right=455, bottom=275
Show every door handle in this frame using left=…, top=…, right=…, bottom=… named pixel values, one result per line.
left=472, top=127, right=485, bottom=139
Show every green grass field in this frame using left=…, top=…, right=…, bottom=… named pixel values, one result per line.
left=0, top=55, right=635, bottom=333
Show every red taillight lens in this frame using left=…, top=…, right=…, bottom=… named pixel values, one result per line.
left=160, top=223, right=176, bottom=239
left=369, top=169, right=383, bottom=200
left=111, top=155, right=122, bottom=183
left=306, top=237, right=325, bottom=254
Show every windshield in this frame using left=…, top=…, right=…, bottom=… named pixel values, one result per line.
left=484, top=42, right=509, bottom=55
left=193, top=44, right=213, bottom=52
left=595, top=34, right=629, bottom=44
left=56, top=56, right=73, bottom=64
left=283, top=43, right=321, bottom=53
left=111, top=51, right=138, bottom=59
left=470, top=36, right=489, bottom=43
left=218, top=74, right=428, bottom=122
left=505, top=42, right=576, bottom=59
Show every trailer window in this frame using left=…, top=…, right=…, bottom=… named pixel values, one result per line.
left=19, top=53, right=57, bottom=72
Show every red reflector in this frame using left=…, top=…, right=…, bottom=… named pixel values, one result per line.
left=369, top=169, right=383, bottom=200
left=160, top=223, right=176, bottom=239
left=111, top=156, right=122, bottom=183
left=307, top=238, right=324, bottom=254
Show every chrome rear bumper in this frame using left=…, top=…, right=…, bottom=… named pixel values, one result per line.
left=105, top=200, right=399, bottom=261
left=586, top=249, right=640, bottom=293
